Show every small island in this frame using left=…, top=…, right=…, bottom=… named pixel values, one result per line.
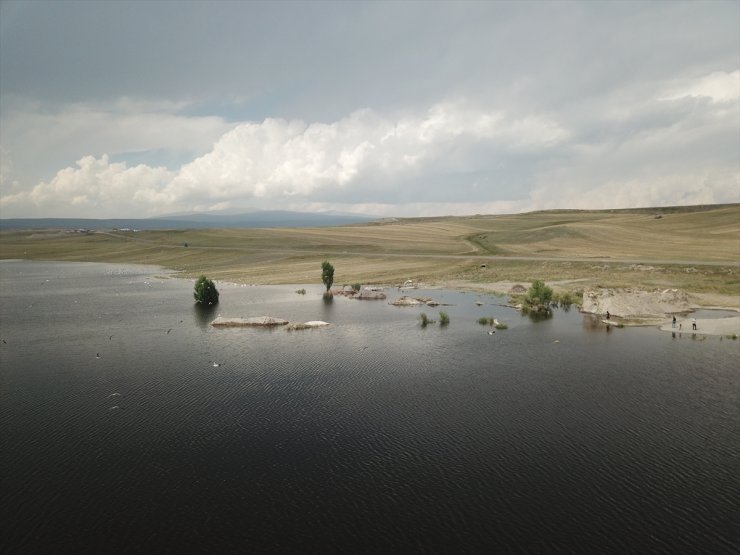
left=211, top=316, right=289, bottom=327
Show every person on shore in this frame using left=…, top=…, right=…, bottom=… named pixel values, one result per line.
left=606, top=310, right=610, bottom=320
left=672, top=316, right=677, bottom=328
left=692, top=317, right=697, bottom=330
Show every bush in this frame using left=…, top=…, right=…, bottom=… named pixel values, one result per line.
left=419, top=313, right=430, bottom=327
left=477, top=317, right=493, bottom=326
left=495, top=322, right=508, bottom=330
left=554, top=290, right=581, bottom=307
left=194, top=275, right=219, bottom=305
left=439, top=311, right=450, bottom=326
left=352, top=283, right=361, bottom=292
left=295, top=288, right=306, bottom=295
left=526, top=280, right=553, bottom=306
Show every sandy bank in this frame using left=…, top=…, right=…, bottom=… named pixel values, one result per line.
left=659, top=317, right=740, bottom=337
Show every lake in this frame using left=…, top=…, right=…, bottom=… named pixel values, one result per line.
left=1, top=260, right=738, bottom=553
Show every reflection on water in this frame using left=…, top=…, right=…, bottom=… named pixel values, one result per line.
left=1, top=261, right=738, bottom=554
left=193, top=303, right=218, bottom=328
left=522, top=308, right=553, bottom=322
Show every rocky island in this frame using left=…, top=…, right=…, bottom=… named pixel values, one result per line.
left=211, top=316, right=289, bottom=327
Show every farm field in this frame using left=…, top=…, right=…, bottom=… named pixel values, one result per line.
left=1, top=204, right=738, bottom=306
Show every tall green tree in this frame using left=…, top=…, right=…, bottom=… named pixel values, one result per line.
left=321, top=261, right=335, bottom=292
left=194, top=275, right=219, bottom=305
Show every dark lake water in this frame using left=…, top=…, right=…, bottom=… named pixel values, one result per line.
left=1, top=260, right=738, bottom=554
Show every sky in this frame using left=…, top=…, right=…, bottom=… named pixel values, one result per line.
left=0, top=0, right=738, bottom=219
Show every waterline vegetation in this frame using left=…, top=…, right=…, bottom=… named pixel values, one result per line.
left=418, top=312, right=450, bottom=327
left=477, top=317, right=508, bottom=330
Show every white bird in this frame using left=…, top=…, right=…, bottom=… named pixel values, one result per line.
left=210, top=361, right=221, bottom=367
left=108, top=393, right=121, bottom=398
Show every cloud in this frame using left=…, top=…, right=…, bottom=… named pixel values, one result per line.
left=3, top=101, right=564, bottom=216
left=659, top=70, right=740, bottom=104
left=0, top=98, right=235, bottom=187
left=165, top=101, right=568, bottom=204
left=2, top=1, right=738, bottom=218
left=529, top=171, right=740, bottom=212
left=3, top=77, right=738, bottom=219
left=1, top=155, right=175, bottom=218
left=3, top=100, right=568, bottom=216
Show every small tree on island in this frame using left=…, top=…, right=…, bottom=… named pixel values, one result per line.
left=194, top=275, right=219, bottom=305
left=525, top=279, right=553, bottom=313
left=321, top=261, right=335, bottom=296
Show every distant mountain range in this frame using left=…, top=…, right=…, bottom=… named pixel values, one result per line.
left=0, top=210, right=376, bottom=230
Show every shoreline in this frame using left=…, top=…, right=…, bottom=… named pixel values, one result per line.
left=207, top=274, right=740, bottom=335
left=658, top=316, right=740, bottom=337
left=4, top=258, right=739, bottom=336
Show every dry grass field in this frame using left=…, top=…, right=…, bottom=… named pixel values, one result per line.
left=1, top=204, right=738, bottom=306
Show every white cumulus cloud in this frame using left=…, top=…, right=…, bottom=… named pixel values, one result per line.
left=1, top=155, right=175, bottom=217
left=2, top=101, right=566, bottom=217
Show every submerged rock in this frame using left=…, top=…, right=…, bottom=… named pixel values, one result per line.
left=391, top=296, right=425, bottom=306
left=356, top=290, right=387, bottom=300
left=391, top=295, right=439, bottom=306
left=286, top=321, right=331, bottom=331
left=211, top=316, right=289, bottom=327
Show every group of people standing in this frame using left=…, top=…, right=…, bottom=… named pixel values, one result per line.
left=606, top=312, right=698, bottom=330
left=671, top=316, right=698, bottom=330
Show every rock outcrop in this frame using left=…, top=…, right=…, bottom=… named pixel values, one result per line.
left=391, top=296, right=422, bottom=306
left=581, top=288, right=691, bottom=319
left=390, top=295, right=441, bottom=306
left=356, top=290, right=387, bottom=300
left=211, top=316, right=289, bottom=327
left=286, top=320, right=331, bottom=330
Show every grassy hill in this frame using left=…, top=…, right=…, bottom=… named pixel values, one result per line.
left=1, top=204, right=738, bottom=301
